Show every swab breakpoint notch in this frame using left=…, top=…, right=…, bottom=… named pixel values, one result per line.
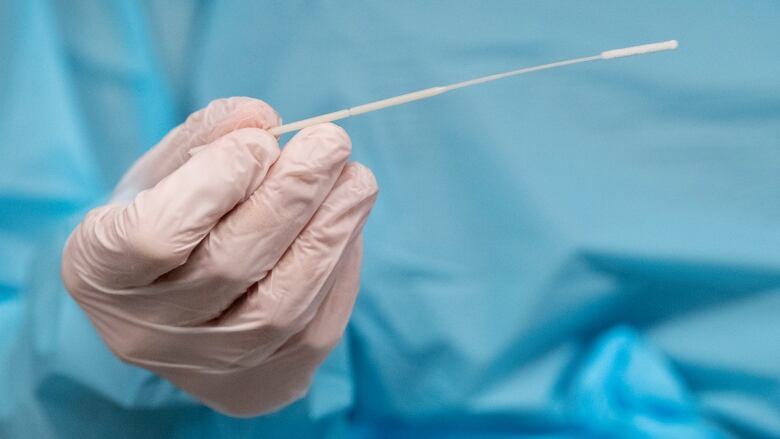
left=269, top=40, right=679, bottom=136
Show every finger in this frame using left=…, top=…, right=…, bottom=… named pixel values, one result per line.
left=78, top=182, right=371, bottom=378
left=271, top=235, right=363, bottom=362
left=64, top=128, right=280, bottom=290
left=112, top=97, right=281, bottom=203
left=80, top=231, right=364, bottom=379
left=141, top=240, right=364, bottom=417
left=139, top=123, right=353, bottom=325
left=217, top=162, right=377, bottom=364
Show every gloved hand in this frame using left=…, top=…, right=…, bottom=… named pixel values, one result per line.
left=61, top=97, right=378, bottom=416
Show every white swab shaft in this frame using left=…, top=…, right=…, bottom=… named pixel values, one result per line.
left=269, top=40, right=677, bottom=136
left=442, top=55, right=601, bottom=93
left=271, top=87, right=448, bottom=135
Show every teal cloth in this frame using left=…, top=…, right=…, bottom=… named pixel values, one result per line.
left=1, top=1, right=778, bottom=437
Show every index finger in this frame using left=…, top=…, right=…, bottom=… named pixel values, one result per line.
left=112, top=97, right=281, bottom=202
left=64, top=127, right=280, bottom=290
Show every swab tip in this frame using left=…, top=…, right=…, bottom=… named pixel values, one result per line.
left=600, top=39, right=679, bottom=59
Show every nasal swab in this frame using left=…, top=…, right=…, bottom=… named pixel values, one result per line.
left=269, top=40, right=678, bottom=136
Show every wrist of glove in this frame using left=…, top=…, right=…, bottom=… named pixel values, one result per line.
left=61, top=97, right=378, bottom=416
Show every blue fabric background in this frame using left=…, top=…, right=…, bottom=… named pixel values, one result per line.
left=1, top=1, right=778, bottom=437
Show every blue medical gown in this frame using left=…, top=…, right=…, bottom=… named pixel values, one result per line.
left=1, top=1, right=779, bottom=437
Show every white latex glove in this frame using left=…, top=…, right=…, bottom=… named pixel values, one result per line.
left=61, top=97, right=378, bottom=416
